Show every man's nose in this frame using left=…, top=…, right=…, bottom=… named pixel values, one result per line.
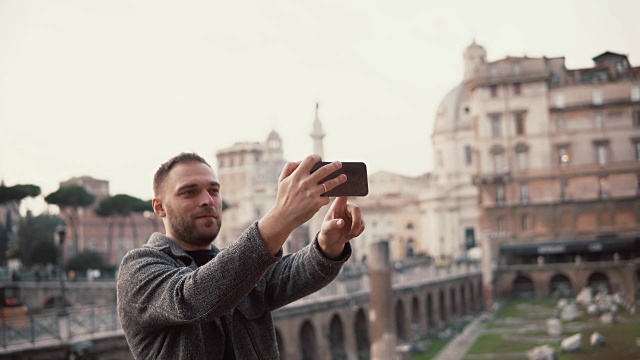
left=199, top=191, right=215, bottom=206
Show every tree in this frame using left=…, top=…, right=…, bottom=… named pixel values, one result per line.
left=95, top=196, right=117, bottom=263
left=66, top=250, right=114, bottom=278
left=45, top=185, right=95, bottom=256
left=0, top=183, right=41, bottom=267
left=16, top=214, right=64, bottom=267
left=0, top=184, right=41, bottom=205
left=95, top=194, right=149, bottom=264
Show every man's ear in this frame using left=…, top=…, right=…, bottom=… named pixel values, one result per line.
left=152, top=198, right=166, bottom=217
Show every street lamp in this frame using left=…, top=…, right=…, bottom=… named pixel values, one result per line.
left=55, top=225, right=68, bottom=316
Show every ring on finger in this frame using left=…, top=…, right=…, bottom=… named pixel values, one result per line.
left=322, top=183, right=327, bottom=194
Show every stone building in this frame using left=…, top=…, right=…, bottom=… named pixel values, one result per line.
left=354, top=171, right=429, bottom=264
left=435, top=41, right=640, bottom=303
left=56, top=176, right=160, bottom=266
left=214, top=130, right=311, bottom=254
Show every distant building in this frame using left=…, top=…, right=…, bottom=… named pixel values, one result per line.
left=435, top=41, right=640, bottom=303
left=57, top=176, right=159, bottom=265
left=355, top=171, right=429, bottom=263
left=215, top=130, right=309, bottom=253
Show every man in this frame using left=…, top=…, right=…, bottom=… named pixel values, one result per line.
left=117, top=152, right=365, bottom=359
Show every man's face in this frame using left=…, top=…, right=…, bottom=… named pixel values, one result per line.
left=153, top=161, right=223, bottom=250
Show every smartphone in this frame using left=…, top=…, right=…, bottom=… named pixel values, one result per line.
left=310, top=161, right=369, bottom=197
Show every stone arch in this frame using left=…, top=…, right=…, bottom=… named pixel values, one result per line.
left=328, top=313, right=347, bottom=360
left=468, top=282, right=475, bottom=313
left=512, top=274, right=535, bottom=298
left=354, top=308, right=370, bottom=360
left=450, top=287, right=457, bottom=318
left=426, top=292, right=435, bottom=333
left=275, top=327, right=286, bottom=360
left=439, top=289, right=447, bottom=325
left=549, top=273, right=573, bottom=297
left=460, top=283, right=467, bottom=315
left=411, top=295, right=423, bottom=339
left=587, top=272, right=611, bottom=294
left=299, top=320, right=318, bottom=360
left=477, top=278, right=484, bottom=311
left=395, top=298, right=408, bottom=341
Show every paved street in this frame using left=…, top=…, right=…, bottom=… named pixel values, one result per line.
left=433, top=313, right=490, bottom=360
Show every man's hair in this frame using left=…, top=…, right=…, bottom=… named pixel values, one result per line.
left=153, top=152, right=211, bottom=196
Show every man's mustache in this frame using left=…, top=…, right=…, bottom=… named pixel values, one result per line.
left=193, top=208, right=219, bottom=219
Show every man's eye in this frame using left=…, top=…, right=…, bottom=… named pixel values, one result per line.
left=208, top=189, right=220, bottom=195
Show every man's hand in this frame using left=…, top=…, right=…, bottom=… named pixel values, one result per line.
left=318, top=196, right=365, bottom=260
left=258, top=154, right=348, bottom=255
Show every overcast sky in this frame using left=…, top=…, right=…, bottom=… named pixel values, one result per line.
left=2, top=0, right=640, bottom=212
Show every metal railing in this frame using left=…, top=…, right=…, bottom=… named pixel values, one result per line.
left=0, top=261, right=482, bottom=352
left=0, top=305, right=121, bottom=352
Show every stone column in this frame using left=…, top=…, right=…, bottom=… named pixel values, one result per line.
left=368, top=240, right=397, bottom=360
left=481, top=232, right=495, bottom=313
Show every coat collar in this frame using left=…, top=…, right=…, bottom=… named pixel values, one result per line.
left=144, top=232, right=221, bottom=266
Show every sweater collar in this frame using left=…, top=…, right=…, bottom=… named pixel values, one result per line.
left=144, top=232, right=220, bottom=265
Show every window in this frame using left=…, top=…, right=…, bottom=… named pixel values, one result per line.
left=599, top=177, right=609, bottom=199
left=490, top=114, right=501, bottom=137
left=595, top=142, right=608, bottom=165
left=513, top=82, right=522, bottom=95
left=520, top=183, right=530, bottom=204
left=493, top=152, right=505, bottom=174
left=512, top=62, right=521, bottom=75
left=464, top=228, right=476, bottom=249
left=464, top=145, right=473, bottom=165
left=631, top=85, right=640, bottom=102
left=556, top=114, right=566, bottom=133
left=514, top=112, right=526, bottom=135
left=497, top=216, right=505, bottom=233
left=592, top=89, right=603, bottom=105
left=561, top=179, right=570, bottom=202
left=489, top=65, right=497, bottom=77
left=517, top=151, right=528, bottom=171
left=554, top=93, right=565, bottom=108
left=490, top=85, right=498, bottom=98
left=521, top=215, right=530, bottom=231
left=633, top=110, right=640, bottom=128
left=634, top=140, right=640, bottom=161
left=496, top=185, right=505, bottom=205
left=594, top=111, right=604, bottom=130
left=558, top=145, right=570, bottom=167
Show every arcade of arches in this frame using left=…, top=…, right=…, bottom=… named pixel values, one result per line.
left=273, top=276, right=482, bottom=360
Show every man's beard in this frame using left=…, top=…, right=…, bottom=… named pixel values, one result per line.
left=167, top=207, right=222, bottom=247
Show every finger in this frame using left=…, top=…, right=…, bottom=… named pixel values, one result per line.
left=309, top=161, right=343, bottom=184
left=320, top=173, right=347, bottom=195
left=279, top=161, right=300, bottom=182
left=295, top=154, right=323, bottom=175
left=345, top=203, right=364, bottom=237
left=330, top=196, right=349, bottom=210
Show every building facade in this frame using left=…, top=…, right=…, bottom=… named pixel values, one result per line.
left=454, top=43, right=640, bottom=302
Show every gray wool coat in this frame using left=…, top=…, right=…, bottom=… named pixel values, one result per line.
left=117, top=222, right=351, bottom=360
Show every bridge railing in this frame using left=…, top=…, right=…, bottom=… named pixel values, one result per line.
left=0, top=305, right=121, bottom=352
left=0, top=262, right=482, bottom=352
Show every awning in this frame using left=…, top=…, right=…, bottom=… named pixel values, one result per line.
left=499, top=237, right=640, bottom=256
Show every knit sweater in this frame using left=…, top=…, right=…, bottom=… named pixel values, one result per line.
left=117, top=222, right=350, bottom=359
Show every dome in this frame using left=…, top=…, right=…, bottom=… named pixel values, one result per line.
left=432, top=83, right=472, bottom=136
left=266, top=130, right=281, bottom=142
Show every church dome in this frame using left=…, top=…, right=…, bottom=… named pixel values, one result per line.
left=432, top=83, right=472, bottom=136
